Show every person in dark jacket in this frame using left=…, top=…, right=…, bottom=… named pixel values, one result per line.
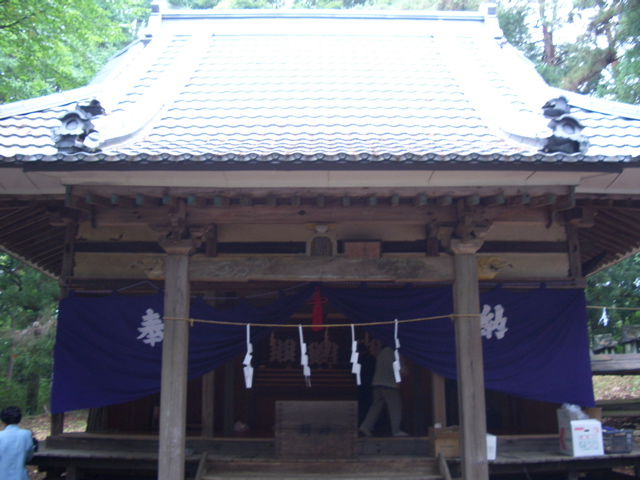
left=359, top=345, right=408, bottom=437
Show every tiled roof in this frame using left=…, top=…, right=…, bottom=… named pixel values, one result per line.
left=1, top=8, right=639, bottom=166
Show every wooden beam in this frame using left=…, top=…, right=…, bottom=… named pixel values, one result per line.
left=158, top=241, right=192, bottom=480
left=414, top=194, right=428, bottom=207
left=465, top=194, right=480, bottom=206
left=483, top=194, right=505, bottom=206
left=425, top=224, right=440, bottom=257
left=162, top=194, right=178, bottom=206
left=581, top=225, right=634, bottom=253
left=437, top=195, right=452, bottom=206
left=89, top=203, right=552, bottom=226
left=238, top=195, right=252, bottom=207
left=597, top=210, right=640, bottom=237
left=204, top=225, right=218, bottom=258
left=593, top=215, right=640, bottom=243
left=506, top=194, right=530, bottom=208
left=562, top=207, right=596, bottom=227
left=85, top=193, right=112, bottom=208
left=111, top=194, right=136, bottom=208
left=213, top=196, right=230, bottom=208
left=187, top=195, right=208, bottom=208
left=188, top=255, right=454, bottom=282
left=451, top=239, right=488, bottom=480
left=529, top=194, right=556, bottom=208
left=591, top=354, right=640, bottom=375
left=136, top=195, right=162, bottom=206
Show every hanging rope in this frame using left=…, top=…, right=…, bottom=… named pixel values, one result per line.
left=161, top=313, right=480, bottom=328
left=587, top=306, right=640, bottom=311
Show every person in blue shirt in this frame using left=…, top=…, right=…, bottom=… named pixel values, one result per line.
left=0, top=406, right=36, bottom=480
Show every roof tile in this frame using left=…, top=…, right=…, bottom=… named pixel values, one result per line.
left=0, top=11, right=639, bottom=165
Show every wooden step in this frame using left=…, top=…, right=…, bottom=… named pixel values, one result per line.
left=201, top=475, right=443, bottom=479
left=198, top=456, right=443, bottom=480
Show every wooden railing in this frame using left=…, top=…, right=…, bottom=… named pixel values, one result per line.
left=591, top=353, right=640, bottom=375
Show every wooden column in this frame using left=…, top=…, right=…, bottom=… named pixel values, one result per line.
left=52, top=219, right=77, bottom=436
left=223, top=360, right=235, bottom=436
left=430, top=371, right=447, bottom=427
left=201, top=288, right=217, bottom=437
left=451, top=239, right=488, bottom=480
left=565, top=224, right=582, bottom=277
left=158, top=241, right=192, bottom=480
left=201, top=370, right=216, bottom=437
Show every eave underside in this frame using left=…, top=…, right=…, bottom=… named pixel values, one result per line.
left=2, top=186, right=640, bottom=281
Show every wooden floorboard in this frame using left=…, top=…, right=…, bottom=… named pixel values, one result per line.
left=30, top=433, right=640, bottom=479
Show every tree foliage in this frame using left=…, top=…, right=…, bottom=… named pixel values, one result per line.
left=228, top=0, right=282, bottom=8
left=169, top=0, right=221, bottom=7
left=585, top=253, right=640, bottom=346
left=0, top=0, right=150, bottom=104
left=497, top=0, right=640, bottom=104
left=0, top=254, right=59, bottom=413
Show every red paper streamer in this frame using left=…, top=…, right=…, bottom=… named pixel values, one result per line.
left=307, top=286, right=328, bottom=331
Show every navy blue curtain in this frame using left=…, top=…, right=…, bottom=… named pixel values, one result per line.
left=321, top=284, right=594, bottom=407
left=51, top=285, right=315, bottom=413
left=51, top=283, right=594, bottom=413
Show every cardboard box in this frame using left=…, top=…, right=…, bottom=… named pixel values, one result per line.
left=429, top=426, right=460, bottom=457
left=558, top=409, right=604, bottom=457
left=584, top=407, right=603, bottom=422
left=486, top=433, right=497, bottom=461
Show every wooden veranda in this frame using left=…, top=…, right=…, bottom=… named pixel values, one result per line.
left=31, top=432, right=640, bottom=480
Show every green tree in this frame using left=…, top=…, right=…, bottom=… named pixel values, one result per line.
left=0, top=254, right=59, bottom=413
left=227, top=0, right=283, bottom=7
left=0, top=0, right=150, bottom=104
left=497, top=0, right=640, bottom=103
left=293, top=0, right=480, bottom=9
left=585, top=253, right=640, bottom=347
left=168, top=0, right=221, bottom=8
left=293, top=0, right=367, bottom=7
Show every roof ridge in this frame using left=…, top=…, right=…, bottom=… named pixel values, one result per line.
left=159, top=9, right=487, bottom=21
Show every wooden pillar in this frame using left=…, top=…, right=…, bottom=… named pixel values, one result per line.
left=158, top=241, right=192, bottom=480
left=201, top=370, right=216, bottom=437
left=52, top=219, right=77, bottom=436
left=451, top=239, right=488, bottom=480
left=431, top=372, right=447, bottom=427
left=223, top=360, right=235, bottom=436
left=565, top=224, right=582, bottom=277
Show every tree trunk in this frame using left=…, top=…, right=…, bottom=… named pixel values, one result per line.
left=539, top=0, right=556, bottom=65
left=542, top=24, right=556, bottom=65
left=5, top=352, right=16, bottom=379
left=26, top=371, right=40, bottom=414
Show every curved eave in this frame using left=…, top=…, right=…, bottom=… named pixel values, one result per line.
left=3, top=152, right=638, bottom=172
